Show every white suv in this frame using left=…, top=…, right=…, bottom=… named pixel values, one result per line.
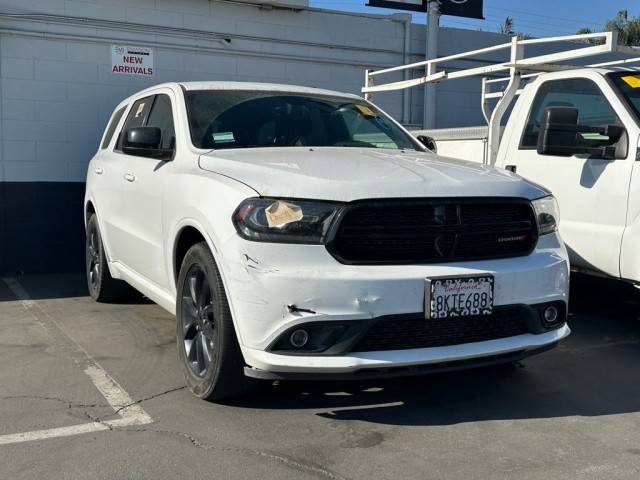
left=85, top=82, right=570, bottom=401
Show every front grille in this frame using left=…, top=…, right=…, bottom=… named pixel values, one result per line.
left=328, top=199, right=537, bottom=264
left=351, top=309, right=529, bottom=353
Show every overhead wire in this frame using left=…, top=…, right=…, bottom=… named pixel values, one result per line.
left=309, top=0, right=608, bottom=36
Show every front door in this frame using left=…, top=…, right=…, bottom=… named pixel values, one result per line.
left=114, top=92, right=176, bottom=287
left=506, top=76, right=633, bottom=278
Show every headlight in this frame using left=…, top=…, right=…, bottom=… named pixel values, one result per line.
left=232, top=198, right=343, bottom=244
left=532, top=195, right=559, bottom=235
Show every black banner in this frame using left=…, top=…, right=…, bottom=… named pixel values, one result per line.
left=367, top=0, right=484, bottom=19
left=367, top=0, right=427, bottom=12
left=439, top=0, right=484, bottom=19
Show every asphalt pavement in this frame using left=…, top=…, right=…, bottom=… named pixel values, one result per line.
left=1, top=272, right=640, bottom=480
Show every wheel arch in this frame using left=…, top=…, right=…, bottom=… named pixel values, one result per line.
left=85, top=199, right=96, bottom=227
left=171, top=221, right=246, bottom=346
left=83, top=198, right=123, bottom=281
left=173, top=225, right=208, bottom=285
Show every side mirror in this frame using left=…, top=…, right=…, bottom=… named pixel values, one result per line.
left=602, top=124, right=624, bottom=143
left=537, top=107, right=580, bottom=157
left=537, top=107, right=625, bottom=159
left=122, top=127, right=173, bottom=160
left=417, top=135, right=437, bottom=153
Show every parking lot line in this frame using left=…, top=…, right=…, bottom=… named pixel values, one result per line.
left=0, top=278, right=153, bottom=446
left=0, top=421, right=111, bottom=446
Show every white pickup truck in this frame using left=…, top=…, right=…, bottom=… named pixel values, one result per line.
left=85, top=81, right=568, bottom=401
left=365, top=31, right=640, bottom=284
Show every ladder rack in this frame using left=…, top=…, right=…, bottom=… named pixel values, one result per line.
left=362, top=31, right=640, bottom=165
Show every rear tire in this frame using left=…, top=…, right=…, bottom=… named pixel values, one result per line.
left=86, top=214, right=135, bottom=302
left=176, top=242, right=255, bottom=401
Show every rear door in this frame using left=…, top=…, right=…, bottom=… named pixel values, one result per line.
left=116, top=92, right=176, bottom=287
left=506, top=76, right=633, bottom=278
left=89, top=104, right=128, bottom=258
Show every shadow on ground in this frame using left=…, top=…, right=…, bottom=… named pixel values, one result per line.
left=230, top=273, right=640, bottom=426
left=2, top=271, right=640, bottom=427
left=0, top=273, right=151, bottom=304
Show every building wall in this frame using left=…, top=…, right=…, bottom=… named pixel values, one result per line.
left=0, top=0, right=509, bottom=273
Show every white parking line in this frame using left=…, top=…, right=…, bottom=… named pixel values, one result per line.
left=0, top=277, right=153, bottom=446
left=0, top=422, right=111, bottom=446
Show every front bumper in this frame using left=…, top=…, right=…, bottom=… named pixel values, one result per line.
left=243, top=341, right=562, bottom=381
left=241, top=324, right=569, bottom=378
left=219, top=232, right=569, bottom=374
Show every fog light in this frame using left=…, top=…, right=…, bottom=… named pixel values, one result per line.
left=289, top=329, right=309, bottom=348
left=543, top=306, right=559, bottom=324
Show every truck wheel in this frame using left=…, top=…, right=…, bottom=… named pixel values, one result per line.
left=86, top=214, right=134, bottom=302
left=176, top=242, right=254, bottom=401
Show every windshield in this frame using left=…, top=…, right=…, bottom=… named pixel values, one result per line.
left=184, top=90, right=419, bottom=151
left=609, top=72, right=640, bottom=120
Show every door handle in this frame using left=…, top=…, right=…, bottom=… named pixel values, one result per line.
left=94, top=167, right=103, bottom=175
left=124, top=173, right=136, bottom=182
left=505, top=165, right=517, bottom=173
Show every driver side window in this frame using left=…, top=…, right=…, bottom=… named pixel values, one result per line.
left=520, top=78, right=621, bottom=149
left=146, top=94, right=176, bottom=150
left=115, top=95, right=153, bottom=151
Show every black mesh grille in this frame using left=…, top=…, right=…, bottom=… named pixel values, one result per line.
left=329, top=199, right=537, bottom=264
left=351, top=309, right=529, bottom=353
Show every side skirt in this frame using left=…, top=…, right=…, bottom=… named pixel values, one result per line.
left=109, top=261, right=176, bottom=315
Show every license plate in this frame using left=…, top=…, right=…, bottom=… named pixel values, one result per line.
left=425, top=275, right=494, bottom=319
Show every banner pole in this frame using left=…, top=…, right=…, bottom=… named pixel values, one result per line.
left=424, top=0, right=440, bottom=129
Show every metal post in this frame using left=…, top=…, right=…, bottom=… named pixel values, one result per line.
left=364, top=69, right=372, bottom=101
left=423, top=0, right=439, bottom=129
left=487, top=36, right=523, bottom=166
left=401, top=14, right=411, bottom=125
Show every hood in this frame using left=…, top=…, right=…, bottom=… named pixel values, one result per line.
left=198, top=147, right=547, bottom=202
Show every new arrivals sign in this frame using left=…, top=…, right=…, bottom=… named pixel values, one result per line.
left=111, top=45, right=154, bottom=76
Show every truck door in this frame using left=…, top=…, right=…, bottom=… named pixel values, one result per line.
left=507, top=77, right=633, bottom=278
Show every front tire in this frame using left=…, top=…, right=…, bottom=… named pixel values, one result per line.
left=176, top=242, right=253, bottom=401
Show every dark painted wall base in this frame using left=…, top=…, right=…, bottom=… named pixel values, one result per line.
left=0, top=182, right=86, bottom=274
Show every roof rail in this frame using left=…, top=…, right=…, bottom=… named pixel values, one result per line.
left=362, top=32, right=639, bottom=166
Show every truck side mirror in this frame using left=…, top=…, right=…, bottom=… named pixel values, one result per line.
left=537, top=107, right=580, bottom=157
left=602, top=124, right=624, bottom=143
left=417, top=135, right=437, bottom=153
left=122, top=127, right=174, bottom=160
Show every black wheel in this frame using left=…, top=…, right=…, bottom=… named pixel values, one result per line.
left=86, top=214, right=134, bottom=302
left=176, top=242, right=254, bottom=401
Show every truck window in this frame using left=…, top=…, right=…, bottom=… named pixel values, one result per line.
left=101, top=105, right=127, bottom=149
left=146, top=94, right=176, bottom=150
left=115, top=95, right=154, bottom=150
left=520, top=78, right=620, bottom=149
left=609, top=73, right=640, bottom=121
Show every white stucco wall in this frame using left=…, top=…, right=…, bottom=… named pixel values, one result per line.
left=0, top=0, right=515, bottom=183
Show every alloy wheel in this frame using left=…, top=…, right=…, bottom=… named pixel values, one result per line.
left=87, top=225, right=100, bottom=291
left=181, top=266, right=216, bottom=377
